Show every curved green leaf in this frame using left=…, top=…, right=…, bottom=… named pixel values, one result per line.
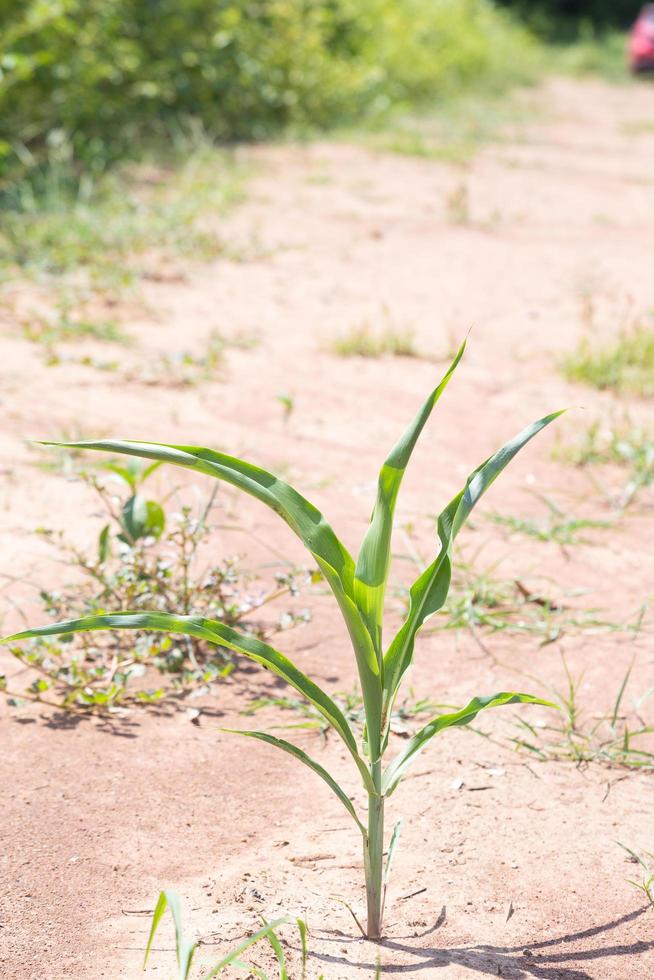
left=4, top=612, right=374, bottom=793
left=383, top=410, right=564, bottom=711
left=144, top=890, right=197, bottom=980
left=383, top=692, right=556, bottom=795
left=223, top=728, right=365, bottom=835
left=202, top=918, right=288, bottom=979
left=39, top=437, right=382, bottom=737
left=41, top=437, right=354, bottom=599
left=354, top=340, right=466, bottom=655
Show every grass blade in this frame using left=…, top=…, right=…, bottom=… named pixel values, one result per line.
left=222, top=729, right=366, bottom=834
left=262, top=917, right=288, bottom=980
left=383, top=411, right=564, bottom=712
left=383, top=692, right=557, bottom=795
left=201, top=917, right=288, bottom=978
left=4, top=612, right=374, bottom=792
left=296, top=918, right=308, bottom=975
left=42, top=438, right=354, bottom=590
left=354, top=340, right=466, bottom=652
left=384, top=819, right=403, bottom=887
left=143, top=890, right=197, bottom=980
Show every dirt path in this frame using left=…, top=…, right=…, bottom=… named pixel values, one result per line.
left=2, top=77, right=654, bottom=979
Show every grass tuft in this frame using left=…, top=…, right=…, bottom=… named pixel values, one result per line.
left=561, top=326, right=654, bottom=397
left=330, top=323, right=418, bottom=359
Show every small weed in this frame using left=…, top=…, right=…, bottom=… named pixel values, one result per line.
left=488, top=496, right=612, bottom=548
left=561, top=324, right=654, bottom=397
left=330, top=323, right=418, bottom=359
left=122, top=328, right=258, bottom=388
left=617, top=844, right=654, bottom=909
left=554, top=417, right=654, bottom=510
left=425, top=555, right=635, bottom=650
left=2, top=464, right=308, bottom=711
left=506, top=658, right=654, bottom=771
left=277, top=392, right=295, bottom=423
left=19, top=290, right=129, bottom=356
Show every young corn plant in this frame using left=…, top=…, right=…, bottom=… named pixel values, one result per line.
left=4, top=341, right=561, bottom=938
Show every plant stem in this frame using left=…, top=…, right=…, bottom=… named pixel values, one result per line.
left=364, top=761, right=385, bottom=939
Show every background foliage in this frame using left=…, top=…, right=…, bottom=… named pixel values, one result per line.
left=0, top=0, right=536, bottom=180
left=499, top=0, right=643, bottom=34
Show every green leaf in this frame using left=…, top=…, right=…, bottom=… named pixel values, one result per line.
left=144, top=890, right=197, bottom=980
left=384, top=819, right=402, bottom=887
left=262, top=917, right=288, bottom=979
left=296, top=918, right=308, bottom=972
left=97, top=523, right=111, bottom=564
left=201, top=918, right=288, bottom=979
left=354, top=340, right=466, bottom=654
left=3, top=612, right=374, bottom=793
left=223, top=729, right=365, bottom=835
left=383, top=410, right=564, bottom=711
left=383, top=692, right=557, bottom=795
left=42, top=438, right=355, bottom=602
left=120, top=494, right=165, bottom=542
left=39, top=435, right=382, bottom=757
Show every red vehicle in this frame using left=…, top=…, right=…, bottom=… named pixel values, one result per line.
left=630, top=5, right=654, bottom=71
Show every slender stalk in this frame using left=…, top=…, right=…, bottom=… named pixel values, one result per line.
left=364, top=761, right=385, bottom=939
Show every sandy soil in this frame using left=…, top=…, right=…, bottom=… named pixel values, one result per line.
left=1, top=77, right=654, bottom=979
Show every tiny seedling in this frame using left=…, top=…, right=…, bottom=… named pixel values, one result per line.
left=4, top=341, right=561, bottom=937
left=617, top=844, right=654, bottom=909
left=144, top=890, right=306, bottom=978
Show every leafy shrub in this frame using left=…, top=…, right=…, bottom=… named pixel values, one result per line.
left=1, top=461, right=308, bottom=711
left=0, top=0, right=537, bottom=179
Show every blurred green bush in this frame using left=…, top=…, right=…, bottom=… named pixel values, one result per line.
left=0, top=0, right=536, bottom=179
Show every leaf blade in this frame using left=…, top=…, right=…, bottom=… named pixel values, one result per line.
left=223, top=729, right=365, bottom=834
left=4, top=612, right=373, bottom=792
left=383, top=410, right=565, bottom=707
left=383, top=692, right=557, bottom=795
left=353, top=341, right=466, bottom=652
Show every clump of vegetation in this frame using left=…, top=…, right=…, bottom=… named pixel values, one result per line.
left=4, top=340, right=562, bottom=938
left=561, top=326, right=654, bottom=397
left=618, top=844, right=654, bottom=909
left=331, top=323, right=418, bottom=359
left=554, top=417, right=654, bottom=509
left=508, top=657, right=654, bottom=771
left=145, top=890, right=307, bottom=978
left=425, top=556, right=627, bottom=650
left=1, top=461, right=307, bottom=711
left=0, top=136, right=242, bottom=283
left=1, top=2, right=538, bottom=183
left=488, top=496, right=612, bottom=547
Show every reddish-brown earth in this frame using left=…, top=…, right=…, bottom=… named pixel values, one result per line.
left=1, top=78, right=653, bottom=978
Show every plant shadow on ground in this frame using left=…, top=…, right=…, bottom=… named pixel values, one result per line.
left=312, top=905, right=652, bottom=978
left=4, top=660, right=296, bottom=737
